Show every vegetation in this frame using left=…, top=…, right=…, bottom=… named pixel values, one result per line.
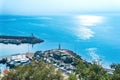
left=74, top=58, right=112, bottom=80
left=1, top=51, right=120, bottom=80
left=2, top=61, right=63, bottom=80
left=67, top=73, right=77, bottom=80
left=110, top=63, right=120, bottom=80
left=73, top=56, right=120, bottom=80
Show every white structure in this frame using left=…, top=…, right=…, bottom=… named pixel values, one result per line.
left=11, top=54, right=29, bottom=62
left=7, top=54, right=30, bottom=66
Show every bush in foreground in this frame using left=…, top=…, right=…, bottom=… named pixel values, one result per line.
left=2, top=61, right=63, bottom=80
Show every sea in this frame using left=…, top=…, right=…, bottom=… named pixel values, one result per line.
left=0, top=15, right=120, bottom=68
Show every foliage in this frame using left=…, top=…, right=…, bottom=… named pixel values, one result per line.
left=63, top=57, right=73, bottom=64
left=2, top=50, right=120, bottom=80
left=53, top=53, right=61, bottom=60
left=111, top=63, right=120, bottom=80
left=2, top=61, right=63, bottom=80
left=76, top=60, right=111, bottom=80
left=67, top=73, right=77, bottom=80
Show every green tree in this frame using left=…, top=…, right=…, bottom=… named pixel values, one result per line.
left=85, top=63, right=109, bottom=80
left=2, top=61, right=63, bottom=80
left=76, top=60, right=88, bottom=79
left=76, top=60, right=111, bottom=80
left=111, top=63, right=120, bottom=80
left=67, top=73, right=77, bottom=80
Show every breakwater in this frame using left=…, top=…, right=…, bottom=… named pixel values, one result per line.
left=0, top=35, right=44, bottom=45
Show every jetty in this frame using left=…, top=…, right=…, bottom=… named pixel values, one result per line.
left=0, top=35, right=44, bottom=45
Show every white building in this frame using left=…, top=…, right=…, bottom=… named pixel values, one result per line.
left=11, top=54, right=29, bottom=62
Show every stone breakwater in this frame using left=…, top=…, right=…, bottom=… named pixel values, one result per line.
left=0, top=35, right=44, bottom=45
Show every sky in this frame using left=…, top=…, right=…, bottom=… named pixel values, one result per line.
left=0, top=0, right=120, bottom=15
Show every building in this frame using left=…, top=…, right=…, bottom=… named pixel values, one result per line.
left=7, top=54, right=30, bottom=67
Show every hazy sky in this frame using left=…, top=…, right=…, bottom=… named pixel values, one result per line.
left=0, top=0, right=120, bottom=15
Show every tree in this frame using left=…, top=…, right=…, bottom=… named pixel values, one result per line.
left=76, top=60, right=111, bottom=80
left=111, top=64, right=120, bottom=80
left=85, top=63, right=109, bottom=80
left=76, top=60, right=88, bottom=79
left=67, top=73, right=77, bottom=80
left=2, top=61, right=63, bottom=80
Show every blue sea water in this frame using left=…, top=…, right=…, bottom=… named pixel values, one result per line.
left=0, top=15, right=120, bottom=67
